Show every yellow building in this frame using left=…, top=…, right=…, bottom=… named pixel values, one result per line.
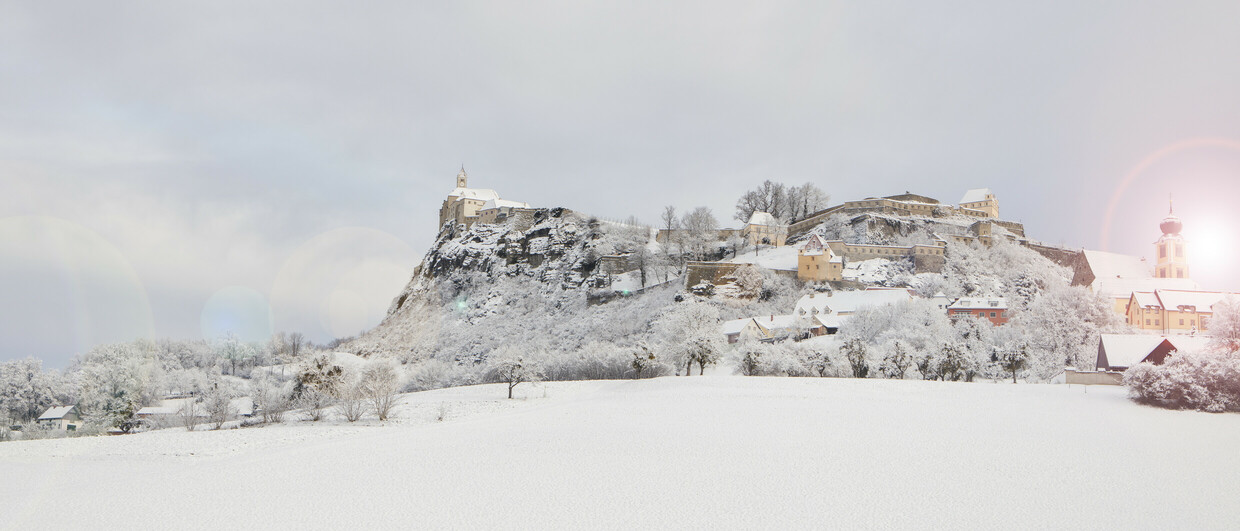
left=959, top=188, right=999, bottom=218
left=742, top=211, right=788, bottom=247
left=1126, top=289, right=1238, bottom=335
left=798, top=234, right=843, bottom=282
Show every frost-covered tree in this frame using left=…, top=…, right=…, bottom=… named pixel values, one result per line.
left=1208, top=297, right=1240, bottom=354
left=732, top=265, right=764, bottom=299
left=0, top=358, right=67, bottom=422
left=785, top=182, right=830, bottom=222
left=359, top=359, right=402, bottom=421
left=879, top=340, right=914, bottom=379
left=842, top=338, right=870, bottom=378
left=216, top=334, right=257, bottom=377
left=654, top=300, right=724, bottom=376
left=682, top=207, right=720, bottom=260
left=72, top=343, right=163, bottom=430
left=994, top=343, right=1030, bottom=384
left=734, top=180, right=789, bottom=223
left=487, top=347, right=543, bottom=399
left=250, top=375, right=290, bottom=424
left=202, top=381, right=233, bottom=430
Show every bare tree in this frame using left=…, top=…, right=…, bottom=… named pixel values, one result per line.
left=734, top=180, right=789, bottom=224
left=488, top=348, right=543, bottom=399
left=179, top=398, right=200, bottom=432
left=359, top=360, right=402, bottom=421
left=681, top=207, right=719, bottom=260
left=250, top=376, right=290, bottom=424
left=786, top=182, right=830, bottom=222
left=335, top=382, right=367, bottom=422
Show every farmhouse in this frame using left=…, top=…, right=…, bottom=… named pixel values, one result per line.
left=36, top=405, right=82, bottom=431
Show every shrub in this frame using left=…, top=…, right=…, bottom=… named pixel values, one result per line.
left=1124, top=350, right=1240, bottom=412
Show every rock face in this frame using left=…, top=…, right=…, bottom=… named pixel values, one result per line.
left=408, top=207, right=607, bottom=302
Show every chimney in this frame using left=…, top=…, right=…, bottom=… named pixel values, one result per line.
left=770, top=315, right=774, bottom=322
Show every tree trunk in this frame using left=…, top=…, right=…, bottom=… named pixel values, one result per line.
left=686, top=358, right=692, bottom=376
left=508, top=382, right=514, bottom=399
left=699, top=362, right=705, bottom=375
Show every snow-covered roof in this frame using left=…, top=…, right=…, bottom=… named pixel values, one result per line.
left=480, top=198, right=530, bottom=211
left=746, top=211, right=783, bottom=227
left=1166, top=335, right=1214, bottom=354
left=960, top=188, right=993, bottom=204
left=755, top=315, right=803, bottom=332
left=1129, top=290, right=1238, bottom=312
left=949, top=297, right=1008, bottom=310
left=721, top=318, right=752, bottom=336
left=1157, top=290, right=1237, bottom=311
left=447, top=187, right=501, bottom=201
left=795, top=290, right=912, bottom=317
left=1099, top=334, right=1169, bottom=368
left=1101, top=277, right=1200, bottom=300
left=136, top=406, right=179, bottom=416
left=1130, top=291, right=1160, bottom=308
left=37, top=405, right=75, bottom=421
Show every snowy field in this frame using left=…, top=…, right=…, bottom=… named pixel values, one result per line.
left=4, top=376, right=1240, bottom=530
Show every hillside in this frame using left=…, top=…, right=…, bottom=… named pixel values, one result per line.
left=4, top=376, right=1238, bottom=529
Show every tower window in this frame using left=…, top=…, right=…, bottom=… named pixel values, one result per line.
left=1176, top=244, right=1183, bottom=257
left=1160, top=245, right=1167, bottom=258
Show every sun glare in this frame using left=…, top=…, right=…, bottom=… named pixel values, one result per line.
left=1190, top=222, right=1231, bottom=269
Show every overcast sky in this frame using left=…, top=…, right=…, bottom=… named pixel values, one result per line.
left=4, top=1, right=1240, bottom=367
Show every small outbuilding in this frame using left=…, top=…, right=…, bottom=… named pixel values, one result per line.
left=37, top=405, right=82, bottom=432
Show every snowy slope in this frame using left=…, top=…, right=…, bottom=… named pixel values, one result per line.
left=4, top=377, right=1240, bottom=530
left=729, top=245, right=800, bottom=270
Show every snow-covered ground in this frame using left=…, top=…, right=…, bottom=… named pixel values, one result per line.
left=729, top=245, right=799, bottom=270
left=4, top=376, right=1239, bottom=529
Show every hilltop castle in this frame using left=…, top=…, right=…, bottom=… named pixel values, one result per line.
left=438, top=167, right=532, bottom=230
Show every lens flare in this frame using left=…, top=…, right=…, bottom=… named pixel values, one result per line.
left=200, top=286, right=272, bottom=342
left=0, top=216, right=154, bottom=365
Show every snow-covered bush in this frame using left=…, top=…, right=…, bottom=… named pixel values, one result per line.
left=250, top=376, right=291, bottom=424
left=1124, top=350, right=1240, bottom=412
left=359, top=359, right=402, bottom=421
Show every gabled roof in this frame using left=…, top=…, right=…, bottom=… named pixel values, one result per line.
left=38, top=405, right=76, bottom=421
left=746, top=211, right=783, bottom=227
left=1099, top=334, right=1170, bottom=368
left=721, top=318, right=752, bottom=336
left=960, top=188, right=993, bottom=204
left=754, top=315, right=804, bottom=332
left=949, top=297, right=1008, bottom=310
left=447, top=187, right=501, bottom=201
left=1128, top=290, right=1239, bottom=312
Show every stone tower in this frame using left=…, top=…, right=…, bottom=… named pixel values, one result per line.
left=1154, top=201, right=1189, bottom=279
left=456, top=165, right=468, bottom=188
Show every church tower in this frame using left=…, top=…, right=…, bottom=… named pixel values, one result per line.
left=456, top=165, right=468, bottom=188
left=1154, top=201, right=1189, bottom=279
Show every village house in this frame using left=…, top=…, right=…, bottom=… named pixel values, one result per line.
left=947, top=297, right=1009, bottom=325
left=793, top=289, right=913, bottom=334
left=1125, top=289, right=1238, bottom=335
left=797, top=234, right=843, bottom=282
left=36, top=405, right=82, bottom=431
left=1095, top=334, right=1213, bottom=372
left=742, top=211, right=788, bottom=247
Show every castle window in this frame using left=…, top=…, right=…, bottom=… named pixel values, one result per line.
left=1180, top=319, right=1185, bottom=325
left=1146, top=319, right=1151, bottom=325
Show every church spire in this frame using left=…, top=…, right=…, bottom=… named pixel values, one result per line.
left=456, top=165, right=468, bottom=188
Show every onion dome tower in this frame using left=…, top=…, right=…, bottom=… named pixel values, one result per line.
left=1154, top=200, right=1189, bottom=279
